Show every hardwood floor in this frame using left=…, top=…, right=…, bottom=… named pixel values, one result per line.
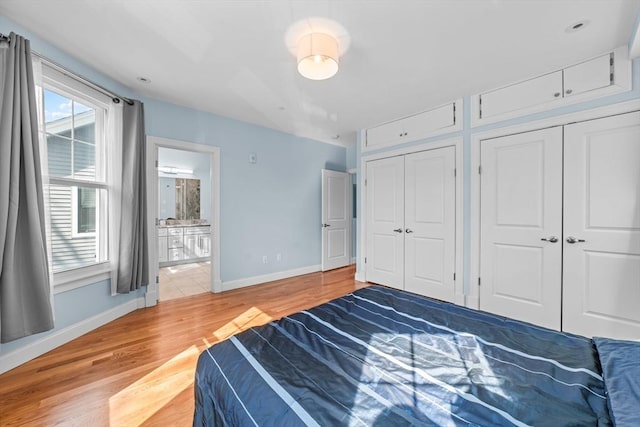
left=0, top=265, right=365, bottom=426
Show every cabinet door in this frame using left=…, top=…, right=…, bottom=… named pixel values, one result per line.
left=480, top=71, right=562, bottom=119
left=480, top=127, right=563, bottom=330
left=366, top=156, right=405, bottom=289
left=198, top=234, right=211, bottom=258
left=183, top=234, right=197, bottom=260
left=366, top=120, right=405, bottom=149
left=404, top=147, right=456, bottom=302
left=563, top=111, right=640, bottom=340
left=563, top=54, right=611, bottom=98
left=402, top=103, right=455, bottom=141
left=158, top=236, right=168, bottom=262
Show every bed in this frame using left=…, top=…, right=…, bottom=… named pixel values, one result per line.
left=193, top=286, right=640, bottom=426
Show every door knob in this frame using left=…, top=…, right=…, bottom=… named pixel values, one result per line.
left=566, top=236, right=585, bottom=244
left=540, top=236, right=558, bottom=243
left=393, top=228, right=403, bottom=233
left=405, top=229, right=413, bottom=234
left=322, top=223, right=331, bottom=228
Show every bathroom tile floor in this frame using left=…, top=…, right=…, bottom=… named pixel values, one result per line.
left=159, top=261, right=211, bottom=301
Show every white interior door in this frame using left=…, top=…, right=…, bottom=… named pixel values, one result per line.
left=562, top=111, right=640, bottom=339
left=321, top=170, right=351, bottom=271
left=404, top=147, right=456, bottom=302
left=480, top=127, right=563, bottom=330
left=366, top=157, right=404, bottom=289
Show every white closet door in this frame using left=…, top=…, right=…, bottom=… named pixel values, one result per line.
left=480, top=127, right=563, bottom=330
left=321, top=170, right=350, bottom=271
left=563, top=111, right=640, bottom=340
left=366, top=156, right=404, bottom=289
left=404, top=147, right=456, bottom=301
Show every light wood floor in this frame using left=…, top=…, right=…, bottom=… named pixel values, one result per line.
left=0, top=265, right=364, bottom=427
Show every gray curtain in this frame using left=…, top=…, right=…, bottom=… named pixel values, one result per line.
left=0, top=33, right=54, bottom=343
left=116, top=100, right=149, bottom=293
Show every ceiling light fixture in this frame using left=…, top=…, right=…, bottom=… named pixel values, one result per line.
left=297, top=33, right=339, bottom=80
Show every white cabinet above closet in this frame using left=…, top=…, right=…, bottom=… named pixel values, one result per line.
left=364, top=100, right=461, bottom=151
left=472, top=46, right=631, bottom=126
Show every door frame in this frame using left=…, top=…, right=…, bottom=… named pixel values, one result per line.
left=145, top=136, right=221, bottom=307
left=470, top=98, right=640, bottom=310
left=359, top=137, right=464, bottom=305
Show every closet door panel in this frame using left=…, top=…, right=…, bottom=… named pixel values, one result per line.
left=366, top=157, right=405, bottom=289
left=563, top=111, right=640, bottom=339
left=480, top=127, right=563, bottom=330
left=404, top=147, right=456, bottom=301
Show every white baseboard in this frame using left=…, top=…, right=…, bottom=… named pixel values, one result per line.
left=355, top=270, right=366, bottom=282
left=0, top=297, right=144, bottom=375
left=222, top=265, right=321, bottom=292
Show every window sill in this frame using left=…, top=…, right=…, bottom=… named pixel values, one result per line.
left=53, top=262, right=111, bottom=294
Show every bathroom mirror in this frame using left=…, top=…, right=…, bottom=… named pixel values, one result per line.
left=158, top=177, right=200, bottom=220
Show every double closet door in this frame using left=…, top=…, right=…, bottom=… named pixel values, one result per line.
left=480, top=111, right=640, bottom=339
left=366, top=146, right=456, bottom=302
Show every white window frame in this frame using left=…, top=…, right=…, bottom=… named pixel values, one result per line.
left=71, top=186, right=98, bottom=238
left=38, top=64, right=113, bottom=292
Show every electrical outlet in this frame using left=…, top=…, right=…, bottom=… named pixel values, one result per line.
left=262, top=255, right=268, bottom=264
left=276, top=253, right=281, bottom=261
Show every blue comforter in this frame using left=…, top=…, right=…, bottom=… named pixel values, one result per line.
left=194, top=286, right=611, bottom=426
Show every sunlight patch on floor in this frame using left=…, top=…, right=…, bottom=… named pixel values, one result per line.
left=212, top=306, right=273, bottom=341
left=108, top=345, right=200, bottom=426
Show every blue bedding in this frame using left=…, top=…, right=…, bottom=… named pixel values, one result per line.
left=194, top=286, right=613, bottom=426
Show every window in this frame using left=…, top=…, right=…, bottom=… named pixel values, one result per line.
left=36, top=64, right=112, bottom=279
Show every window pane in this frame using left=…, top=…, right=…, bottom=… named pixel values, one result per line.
left=73, top=103, right=95, bottom=144
left=49, top=184, right=105, bottom=272
left=77, top=187, right=96, bottom=233
left=44, top=90, right=72, bottom=137
left=74, top=140, right=96, bottom=180
left=47, top=134, right=72, bottom=178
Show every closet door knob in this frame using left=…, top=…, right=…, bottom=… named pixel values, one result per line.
left=553, top=92, right=561, bottom=97
left=322, top=223, right=331, bottom=228
left=393, top=228, right=403, bottom=233
left=405, top=229, right=413, bottom=234
left=565, top=89, right=573, bottom=95
left=566, top=236, right=585, bottom=244
left=540, top=236, right=558, bottom=243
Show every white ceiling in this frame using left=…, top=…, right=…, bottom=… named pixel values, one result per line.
left=1, top=0, right=639, bottom=146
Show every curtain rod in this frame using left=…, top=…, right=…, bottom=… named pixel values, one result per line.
left=1, top=32, right=134, bottom=105
left=32, top=51, right=134, bottom=106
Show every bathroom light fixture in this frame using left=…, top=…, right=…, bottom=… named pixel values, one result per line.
left=158, top=166, right=193, bottom=175
left=297, top=33, right=339, bottom=80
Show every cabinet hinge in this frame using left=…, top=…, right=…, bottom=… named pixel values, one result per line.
left=478, top=165, right=482, bottom=174
left=478, top=277, right=481, bottom=286
left=453, top=273, right=456, bottom=281
left=365, top=179, right=367, bottom=186
left=610, top=53, right=615, bottom=84
left=453, top=102, right=456, bottom=125
left=364, top=257, right=367, bottom=264
left=156, top=275, right=160, bottom=284
left=454, top=168, right=457, bottom=177
left=479, top=96, right=483, bottom=119
left=155, top=160, right=158, bottom=168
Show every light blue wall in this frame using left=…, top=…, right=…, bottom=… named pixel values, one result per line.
left=142, top=98, right=346, bottom=281
left=0, top=16, right=345, bottom=358
left=356, top=57, right=640, bottom=297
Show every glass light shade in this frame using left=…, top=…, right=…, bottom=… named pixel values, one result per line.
left=297, top=33, right=339, bottom=80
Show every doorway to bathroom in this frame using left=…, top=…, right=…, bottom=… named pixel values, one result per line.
left=146, top=137, right=221, bottom=305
